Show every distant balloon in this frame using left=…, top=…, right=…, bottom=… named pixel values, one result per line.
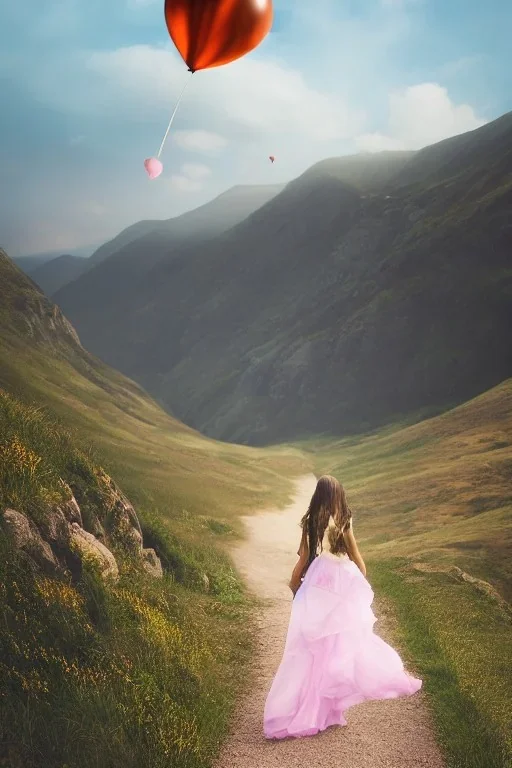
left=269, top=155, right=275, bottom=163
left=165, top=0, right=274, bottom=73
left=144, top=0, right=274, bottom=180
left=144, top=157, right=163, bottom=179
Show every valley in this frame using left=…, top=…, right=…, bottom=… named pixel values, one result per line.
left=2, top=111, right=511, bottom=768
left=52, top=114, right=512, bottom=445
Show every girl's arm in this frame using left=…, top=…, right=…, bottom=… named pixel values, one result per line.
left=289, top=529, right=309, bottom=596
left=343, top=524, right=366, bottom=577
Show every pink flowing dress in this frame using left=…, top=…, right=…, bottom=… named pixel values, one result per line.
left=263, top=520, right=422, bottom=739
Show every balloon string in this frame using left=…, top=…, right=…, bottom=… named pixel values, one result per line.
left=156, top=71, right=194, bottom=159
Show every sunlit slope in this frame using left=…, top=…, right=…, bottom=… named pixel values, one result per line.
left=0, top=248, right=308, bottom=529
left=306, top=378, right=512, bottom=598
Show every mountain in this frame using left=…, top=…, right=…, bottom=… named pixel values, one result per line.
left=297, top=149, right=416, bottom=190
left=87, top=183, right=285, bottom=268
left=0, top=250, right=84, bottom=353
left=12, top=245, right=93, bottom=275
left=49, top=183, right=285, bottom=315
left=12, top=252, right=63, bottom=273
left=9, top=184, right=283, bottom=302
left=11, top=184, right=282, bottom=295
left=30, top=254, right=88, bottom=297
left=55, top=113, right=512, bottom=445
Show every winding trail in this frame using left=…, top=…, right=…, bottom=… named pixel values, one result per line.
left=215, top=474, right=445, bottom=768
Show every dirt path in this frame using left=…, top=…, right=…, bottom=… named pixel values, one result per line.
left=215, top=474, right=445, bottom=768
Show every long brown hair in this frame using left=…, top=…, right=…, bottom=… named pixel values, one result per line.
left=300, top=475, right=352, bottom=567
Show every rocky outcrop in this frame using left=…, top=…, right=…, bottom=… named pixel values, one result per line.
left=37, top=498, right=81, bottom=551
left=98, top=470, right=143, bottom=554
left=70, top=523, right=119, bottom=580
left=142, top=548, right=164, bottom=578
left=2, top=508, right=61, bottom=575
left=57, top=489, right=83, bottom=525
left=1, top=474, right=163, bottom=583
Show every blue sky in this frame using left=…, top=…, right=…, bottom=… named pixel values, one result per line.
left=1, top=0, right=510, bottom=256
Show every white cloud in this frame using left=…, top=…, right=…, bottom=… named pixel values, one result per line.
left=169, top=162, right=211, bottom=192
left=438, top=55, right=484, bottom=80
left=356, top=83, right=487, bottom=152
left=181, top=163, right=211, bottom=180
left=169, top=175, right=204, bottom=192
left=355, top=133, right=404, bottom=152
left=172, top=129, right=228, bottom=154
left=83, top=45, right=364, bottom=142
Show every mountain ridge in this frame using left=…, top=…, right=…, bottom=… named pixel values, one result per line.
left=87, top=182, right=285, bottom=268
left=55, top=113, right=512, bottom=444
left=30, top=254, right=88, bottom=297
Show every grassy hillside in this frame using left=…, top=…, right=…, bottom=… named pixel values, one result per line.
left=305, top=379, right=512, bottom=766
left=0, top=390, right=254, bottom=768
left=0, top=249, right=307, bottom=523
left=0, top=248, right=307, bottom=767
left=55, top=113, right=512, bottom=446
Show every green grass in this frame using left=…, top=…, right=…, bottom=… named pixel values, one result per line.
left=303, top=379, right=512, bottom=767
left=0, top=330, right=308, bottom=531
left=0, top=540, right=254, bottom=768
left=0, top=389, right=103, bottom=521
left=0, top=388, right=259, bottom=768
left=370, top=560, right=511, bottom=768
left=304, top=379, right=512, bottom=599
left=0, top=255, right=309, bottom=767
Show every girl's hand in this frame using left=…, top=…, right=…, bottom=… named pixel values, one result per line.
left=289, top=532, right=309, bottom=597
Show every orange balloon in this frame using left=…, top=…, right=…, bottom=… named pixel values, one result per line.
left=164, top=0, right=273, bottom=73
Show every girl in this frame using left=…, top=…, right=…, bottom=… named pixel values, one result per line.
left=263, top=475, right=421, bottom=740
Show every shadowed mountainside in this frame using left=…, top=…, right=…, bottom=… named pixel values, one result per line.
left=11, top=184, right=284, bottom=297
left=30, top=254, right=88, bottom=297
left=86, top=183, right=285, bottom=268
left=50, top=183, right=285, bottom=306
left=55, top=113, right=512, bottom=445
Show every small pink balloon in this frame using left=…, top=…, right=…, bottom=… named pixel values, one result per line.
left=144, top=157, right=163, bottom=179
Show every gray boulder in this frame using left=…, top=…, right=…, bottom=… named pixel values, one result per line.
left=98, top=471, right=143, bottom=553
left=2, top=508, right=61, bottom=575
left=70, top=523, right=119, bottom=581
left=142, top=548, right=163, bottom=579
